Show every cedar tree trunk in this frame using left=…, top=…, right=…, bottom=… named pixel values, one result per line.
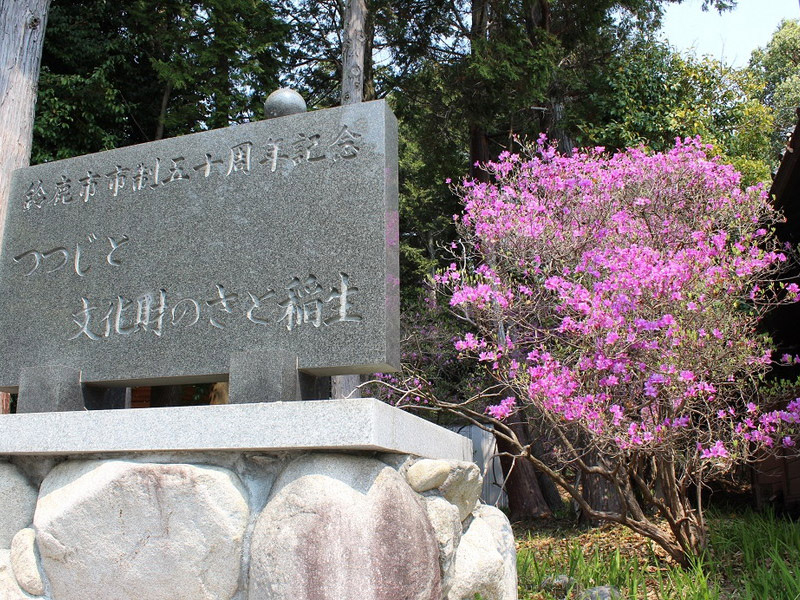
left=0, top=0, right=51, bottom=414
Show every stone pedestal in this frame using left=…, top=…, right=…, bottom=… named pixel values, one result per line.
left=0, top=399, right=517, bottom=600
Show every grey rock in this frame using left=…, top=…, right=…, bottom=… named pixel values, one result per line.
left=10, top=529, right=43, bottom=596
left=248, top=453, right=441, bottom=600
left=0, top=462, right=37, bottom=548
left=540, top=574, right=579, bottom=599
left=0, top=550, right=35, bottom=599
left=10, top=456, right=62, bottom=488
left=406, top=458, right=452, bottom=492
left=440, top=461, right=483, bottom=521
left=0, top=100, right=399, bottom=391
left=578, top=585, right=623, bottom=600
left=34, top=460, right=249, bottom=600
left=228, top=348, right=300, bottom=403
left=377, top=452, right=415, bottom=475
left=264, top=88, right=307, bottom=118
left=423, top=495, right=462, bottom=596
left=447, top=504, right=517, bottom=600
left=16, top=364, right=85, bottom=413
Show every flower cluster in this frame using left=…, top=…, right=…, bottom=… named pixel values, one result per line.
left=442, top=136, right=800, bottom=466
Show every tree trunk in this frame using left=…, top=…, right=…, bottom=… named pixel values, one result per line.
left=495, top=420, right=553, bottom=520
left=154, top=81, right=172, bottom=141
left=469, top=124, right=491, bottom=182
left=467, top=0, right=491, bottom=181
left=210, top=52, right=231, bottom=129
left=362, top=3, right=375, bottom=101
left=580, top=449, right=624, bottom=525
left=471, top=0, right=489, bottom=37
left=0, top=0, right=51, bottom=415
left=529, top=434, right=564, bottom=511
left=523, top=0, right=550, bottom=36
left=547, top=99, right=575, bottom=155
left=332, top=375, right=361, bottom=399
left=217, top=54, right=231, bottom=126
left=341, top=0, right=367, bottom=105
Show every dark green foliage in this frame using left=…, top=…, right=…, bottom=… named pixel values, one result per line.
left=279, top=0, right=344, bottom=107
left=33, top=0, right=286, bottom=163
left=563, top=32, right=686, bottom=150
left=393, top=66, right=468, bottom=290
left=33, top=1, right=147, bottom=162
left=749, top=19, right=800, bottom=159
left=32, top=0, right=758, bottom=292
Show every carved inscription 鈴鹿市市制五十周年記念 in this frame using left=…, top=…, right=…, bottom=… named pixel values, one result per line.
left=21, top=126, right=362, bottom=211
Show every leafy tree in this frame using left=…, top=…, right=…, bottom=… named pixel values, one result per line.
left=32, top=0, right=146, bottom=163
left=565, top=32, right=774, bottom=185
left=749, top=18, right=800, bottom=160
left=32, top=0, right=286, bottom=163
left=393, top=66, right=469, bottom=290
left=383, top=0, right=740, bottom=289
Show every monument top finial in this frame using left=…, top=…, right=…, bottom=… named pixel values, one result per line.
left=264, top=88, right=307, bottom=119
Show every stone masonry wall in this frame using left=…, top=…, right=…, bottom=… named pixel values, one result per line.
left=0, top=451, right=516, bottom=600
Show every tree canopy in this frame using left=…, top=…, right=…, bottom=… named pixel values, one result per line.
left=33, top=0, right=287, bottom=163
left=30, top=1, right=798, bottom=289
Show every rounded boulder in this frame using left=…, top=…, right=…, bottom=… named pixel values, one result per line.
left=248, top=453, right=441, bottom=600
left=0, top=462, right=37, bottom=549
left=34, top=460, right=249, bottom=600
left=447, top=504, right=517, bottom=600
left=10, top=528, right=43, bottom=596
left=0, top=550, right=33, bottom=600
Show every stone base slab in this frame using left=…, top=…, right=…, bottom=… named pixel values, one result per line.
left=0, top=398, right=471, bottom=460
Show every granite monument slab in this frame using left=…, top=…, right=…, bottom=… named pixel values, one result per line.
left=0, top=100, right=399, bottom=392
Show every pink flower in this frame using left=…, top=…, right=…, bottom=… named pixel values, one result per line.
left=487, top=397, right=516, bottom=420
left=701, top=441, right=729, bottom=459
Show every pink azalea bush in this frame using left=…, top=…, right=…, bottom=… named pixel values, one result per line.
left=431, top=136, right=800, bottom=562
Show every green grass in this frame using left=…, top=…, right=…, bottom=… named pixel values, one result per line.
left=516, top=509, right=800, bottom=599
left=710, top=509, right=800, bottom=600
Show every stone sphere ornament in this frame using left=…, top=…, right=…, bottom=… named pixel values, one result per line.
left=264, top=88, right=307, bottom=119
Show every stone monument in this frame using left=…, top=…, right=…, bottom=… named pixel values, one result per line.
left=0, top=99, right=399, bottom=410
left=0, top=95, right=517, bottom=600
